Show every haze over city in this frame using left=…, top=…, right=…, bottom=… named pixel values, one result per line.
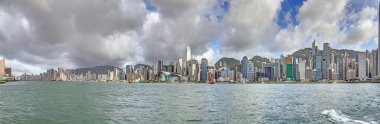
left=0, top=0, right=379, bottom=76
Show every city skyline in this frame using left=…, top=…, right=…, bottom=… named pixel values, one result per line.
left=16, top=39, right=380, bottom=83
left=0, top=0, right=379, bottom=76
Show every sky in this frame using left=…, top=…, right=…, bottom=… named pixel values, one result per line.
left=0, top=0, right=379, bottom=76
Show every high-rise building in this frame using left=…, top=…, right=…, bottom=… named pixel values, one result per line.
left=113, top=68, right=119, bottom=81
left=305, top=67, right=313, bottom=81
left=183, top=44, right=191, bottom=77
left=186, top=45, right=191, bottom=62
left=126, top=65, right=133, bottom=74
left=0, top=58, right=5, bottom=77
left=299, top=60, right=306, bottom=81
left=343, top=52, right=349, bottom=80
left=314, top=56, right=323, bottom=80
left=156, top=60, right=163, bottom=80
left=247, top=62, right=255, bottom=81
left=189, top=59, right=199, bottom=81
left=286, top=55, right=295, bottom=81
left=358, top=52, right=367, bottom=80
left=201, top=58, right=208, bottom=81
left=177, top=59, right=183, bottom=75
left=264, top=67, right=274, bottom=80
left=241, top=56, right=248, bottom=79
left=280, top=55, right=286, bottom=81
left=263, top=61, right=281, bottom=81
left=369, top=49, right=378, bottom=77
left=312, top=40, right=318, bottom=69
left=125, top=65, right=134, bottom=81
left=338, top=58, right=344, bottom=80
left=322, top=43, right=331, bottom=79
left=5, top=68, right=11, bottom=77
left=109, top=71, right=114, bottom=81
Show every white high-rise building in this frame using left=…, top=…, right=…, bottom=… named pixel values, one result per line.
left=114, top=68, right=119, bottom=81
left=186, top=45, right=191, bottom=62
left=0, top=58, right=5, bottom=77
left=299, top=60, right=306, bottom=81
left=177, top=59, right=183, bottom=75
left=109, top=71, right=114, bottom=81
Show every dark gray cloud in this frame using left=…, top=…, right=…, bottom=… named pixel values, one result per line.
left=151, top=0, right=199, bottom=18
left=0, top=0, right=147, bottom=69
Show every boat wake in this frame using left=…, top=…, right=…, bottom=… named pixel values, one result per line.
left=322, top=109, right=377, bottom=124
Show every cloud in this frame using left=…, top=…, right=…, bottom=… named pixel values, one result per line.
left=0, top=0, right=148, bottom=75
left=0, top=0, right=378, bottom=76
left=150, top=0, right=200, bottom=18
left=220, top=0, right=282, bottom=53
left=273, top=0, right=378, bottom=52
left=138, top=1, right=220, bottom=64
left=342, top=7, right=378, bottom=46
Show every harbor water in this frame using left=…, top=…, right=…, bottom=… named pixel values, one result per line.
left=0, top=81, right=379, bottom=123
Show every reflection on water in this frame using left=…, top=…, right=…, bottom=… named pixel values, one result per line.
left=0, top=82, right=379, bottom=123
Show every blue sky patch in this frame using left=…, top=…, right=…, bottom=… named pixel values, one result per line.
left=143, top=0, right=156, bottom=12
left=277, top=0, right=305, bottom=29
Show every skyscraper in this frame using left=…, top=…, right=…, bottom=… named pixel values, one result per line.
left=286, top=55, right=295, bottom=81
left=247, top=62, right=255, bottom=81
left=5, top=68, right=11, bottom=77
left=299, top=60, right=306, bottom=81
left=114, top=68, right=119, bottom=81
left=264, top=67, right=274, bottom=80
left=157, top=60, right=163, bottom=80
left=189, top=59, right=199, bottom=81
left=186, top=45, right=191, bottom=62
left=343, top=52, right=349, bottom=80
left=126, top=65, right=133, bottom=74
left=322, top=43, right=331, bottom=79
left=186, top=45, right=191, bottom=77
left=241, top=56, right=248, bottom=79
left=0, top=58, right=4, bottom=77
left=201, top=58, right=208, bottom=81
left=358, top=52, right=366, bottom=80
left=338, top=58, right=344, bottom=80
left=125, top=65, right=134, bottom=81
left=177, top=59, right=183, bottom=75
left=312, top=40, right=318, bottom=69
left=314, top=56, right=323, bottom=80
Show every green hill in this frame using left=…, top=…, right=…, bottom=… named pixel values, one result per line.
left=249, top=56, right=270, bottom=70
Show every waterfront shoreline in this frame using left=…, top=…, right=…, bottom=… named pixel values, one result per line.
left=12, top=80, right=380, bottom=84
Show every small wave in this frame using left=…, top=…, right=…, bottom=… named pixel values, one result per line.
left=322, top=109, right=377, bottom=124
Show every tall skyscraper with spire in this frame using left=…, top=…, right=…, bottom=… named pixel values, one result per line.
left=312, top=40, right=318, bottom=69
left=186, top=45, right=191, bottom=62
left=185, top=41, right=191, bottom=76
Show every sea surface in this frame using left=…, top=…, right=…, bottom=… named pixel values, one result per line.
left=0, top=81, right=379, bottom=124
